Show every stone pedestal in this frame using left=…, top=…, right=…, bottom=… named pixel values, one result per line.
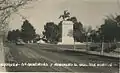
left=62, top=21, right=74, bottom=44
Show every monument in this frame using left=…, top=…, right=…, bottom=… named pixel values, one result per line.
left=59, top=10, right=74, bottom=44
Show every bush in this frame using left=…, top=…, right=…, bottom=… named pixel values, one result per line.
left=104, top=44, right=117, bottom=53
left=89, top=46, right=98, bottom=51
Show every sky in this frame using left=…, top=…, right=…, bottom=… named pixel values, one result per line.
left=9, top=0, right=120, bottom=34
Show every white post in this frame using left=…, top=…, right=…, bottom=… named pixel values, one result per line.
left=73, top=39, right=75, bottom=50
left=86, top=37, right=88, bottom=51
left=101, top=36, right=104, bottom=55
left=101, top=41, right=104, bottom=55
left=86, top=33, right=89, bottom=51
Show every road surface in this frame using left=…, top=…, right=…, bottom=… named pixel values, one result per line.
left=5, top=43, right=119, bottom=72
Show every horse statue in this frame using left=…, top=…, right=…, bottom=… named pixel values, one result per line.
left=59, top=10, right=70, bottom=21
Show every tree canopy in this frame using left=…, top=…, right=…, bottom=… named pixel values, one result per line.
left=0, top=0, right=37, bottom=31
left=72, top=17, right=84, bottom=42
left=99, top=15, right=120, bottom=42
left=85, top=15, right=120, bottom=43
left=21, top=20, right=36, bottom=43
left=7, top=29, right=21, bottom=42
left=42, top=22, right=59, bottom=44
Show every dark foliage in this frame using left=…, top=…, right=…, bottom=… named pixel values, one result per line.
left=42, top=22, right=59, bottom=44
left=7, top=20, right=37, bottom=43
left=99, top=15, right=120, bottom=42
left=21, top=20, right=36, bottom=43
left=7, top=29, right=21, bottom=42
left=72, top=17, right=85, bottom=42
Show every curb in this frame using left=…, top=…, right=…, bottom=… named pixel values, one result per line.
left=32, top=44, right=120, bottom=59
left=39, top=43, right=120, bottom=59
left=64, top=49, right=120, bottom=59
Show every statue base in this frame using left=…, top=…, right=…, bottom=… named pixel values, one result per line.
left=61, top=21, right=74, bottom=45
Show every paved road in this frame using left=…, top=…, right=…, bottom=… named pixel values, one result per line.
left=5, top=43, right=119, bottom=72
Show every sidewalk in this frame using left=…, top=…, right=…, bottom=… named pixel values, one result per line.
left=59, top=47, right=120, bottom=59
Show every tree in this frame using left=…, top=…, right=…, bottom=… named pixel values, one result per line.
left=99, top=15, right=120, bottom=42
left=89, top=30, right=101, bottom=42
left=7, top=29, right=21, bottom=42
left=33, top=34, right=41, bottom=43
left=83, top=25, right=93, bottom=42
left=57, top=21, right=62, bottom=42
left=21, top=20, right=36, bottom=43
left=7, top=31, right=12, bottom=41
left=115, top=15, right=120, bottom=23
left=71, top=17, right=84, bottom=42
left=42, top=22, right=59, bottom=44
left=14, top=29, right=21, bottom=40
left=0, top=0, right=37, bottom=32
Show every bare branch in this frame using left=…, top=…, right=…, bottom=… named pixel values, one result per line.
left=0, top=0, right=37, bottom=31
left=0, top=0, right=5, bottom=4
left=0, top=0, right=34, bottom=11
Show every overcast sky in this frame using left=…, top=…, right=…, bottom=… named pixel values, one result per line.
left=9, top=0, right=120, bottom=34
